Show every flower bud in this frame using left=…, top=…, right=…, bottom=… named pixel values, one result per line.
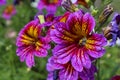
left=99, top=4, right=113, bottom=24
left=102, top=24, right=112, bottom=40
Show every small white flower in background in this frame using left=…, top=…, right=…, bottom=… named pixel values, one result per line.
left=31, top=0, right=39, bottom=8
left=116, top=39, right=120, bottom=46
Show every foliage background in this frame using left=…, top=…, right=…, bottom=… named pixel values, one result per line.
left=0, top=0, right=120, bottom=80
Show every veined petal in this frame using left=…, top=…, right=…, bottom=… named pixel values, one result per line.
left=71, top=49, right=83, bottom=72
left=87, top=33, right=107, bottom=46
left=81, top=13, right=95, bottom=36
left=47, top=57, right=63, bottom=71
left=53, top=44, right=76, bottom=64
left=87, top=48, right=106, bottom=58
left=26, top=53, right=35, bottom=68
left=53, top=44, right=76, bottom=55
left=18, top=46, right=32, bottom=62
left=50, top=29, right=74, bottom=44
left=79, top=64, right=97, bottom=80
left=51, top=23, right=76, bottom=44
left=81, top=51, right=91, bottom=69
left=55, top=22, right=78, bottom=39
left=66, top=10, right=83, bottom=35
left=59, top=12, right=70, bottom=23
left=35, top=48, right=48, bottom=57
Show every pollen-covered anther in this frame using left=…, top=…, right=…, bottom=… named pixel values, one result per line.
left=78, top=37, right=87, bottom=46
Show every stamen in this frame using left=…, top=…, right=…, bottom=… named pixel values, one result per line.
left=79, top=37, right=87, bottom=46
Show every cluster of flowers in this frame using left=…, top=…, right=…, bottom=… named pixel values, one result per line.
left=12, top=0, right=120, bottom=80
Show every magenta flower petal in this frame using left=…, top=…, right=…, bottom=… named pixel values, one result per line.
left=87, top=33, right=107, bottom=46
left=71, top=51, right=83, bottom=72
left=46, top=57, right=64, bottom=72
left=35, top=48, right=48, bottom=57
left=51, top=22, right=77, bottom=44
left=86, top=34, right=107, bottom=58
left=37, top=0, right=62, bottom=14
left=66, top=10, right=83, bottom=34
left=87, top=48, right=106, bottom=58
left=59, top=64, right=78, bottom=80
left=26, top=54, right=35, bottom=68
left=82, top=13, right=95, bottom=35
left=67, top=11, right=95, bottom=36
left=53, top=44, right=76, bottom=64
left=79, top=64, right=97, bottom=80
left=81, top=51, right=91, bottom=69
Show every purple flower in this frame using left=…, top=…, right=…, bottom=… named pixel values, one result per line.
left=47, top=57, right=97, bottom=80
left=37, top=0, right=62, bottom=14
left=108, top=13, right=120, bottom=46
left=2, top=5, right=16, bottom=20
left=0, top=0, right=6, bottom=6
left=16, top=19, right=50, bottom=68
left=50, top=10, right=107, bottom=72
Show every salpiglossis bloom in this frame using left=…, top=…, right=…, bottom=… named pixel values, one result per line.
left=16, top=19, right=50, bottom=67
left=37, top=0, right=62, bottom=13
left=2, top=5, right=16, bottom=20
left=51, top=10, right=107, bottom=72
left=0, top=0, right=6, bottom=6
left=47, top=57, right=97, bottom=80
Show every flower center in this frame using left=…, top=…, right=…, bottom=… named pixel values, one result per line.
left=32, top=39, right=42, bottom=50
left=5, top=5, right=14, bottom=14
left=78, top=37, right=87, bottom=46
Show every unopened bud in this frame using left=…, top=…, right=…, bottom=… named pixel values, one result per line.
left=99, top=4, right=113, bottom=24
left=102, top=24, right=112, bottom=40
left=62, top=0, right=78, bottom=12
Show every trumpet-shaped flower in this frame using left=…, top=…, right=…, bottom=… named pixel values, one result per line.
left=37, top=0, right=62, bottom=13
left=2, top=5, right=16, bottom=20
left=16, top=20, right=50, bottom=67
left=0, top=0, right=6, bottom=6
left=47, top=57, right=97, bottom=80
left=51, top=10, right=107, bottom=72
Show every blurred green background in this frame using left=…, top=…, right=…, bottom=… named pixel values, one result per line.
left=0, top=0, right=120, bottom=80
